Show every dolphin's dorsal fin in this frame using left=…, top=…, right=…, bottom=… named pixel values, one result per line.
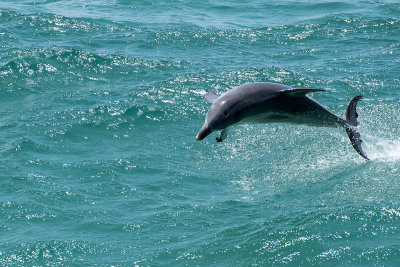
left=283, top=88, right=325, bottom=97
left=205, top=91, right=220, bottom=103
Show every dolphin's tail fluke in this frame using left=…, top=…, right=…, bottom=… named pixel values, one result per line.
left=345, top=95, right=369, bottom=160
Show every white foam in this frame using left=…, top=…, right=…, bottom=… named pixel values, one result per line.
left=364, top=135, right=400, bottom=162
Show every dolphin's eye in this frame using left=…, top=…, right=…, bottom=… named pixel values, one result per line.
left=223, top=111, right=228, bottom=118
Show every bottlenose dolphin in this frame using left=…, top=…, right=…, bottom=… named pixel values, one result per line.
left=196, top=82, right=368, bottom=160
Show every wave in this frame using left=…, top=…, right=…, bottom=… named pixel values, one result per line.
left=2, top=7, right=398, bottom=53
left=0, top=47, right=187, bottom=100
left=0, top=47, right=184, bottom=79
left=0, top=241, right=114, bottom=265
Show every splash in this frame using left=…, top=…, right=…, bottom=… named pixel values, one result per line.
left=364, top=135, right=400, bottom=162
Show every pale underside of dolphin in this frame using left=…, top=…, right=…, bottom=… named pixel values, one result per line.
left=196, top=82, right=369, bottom=160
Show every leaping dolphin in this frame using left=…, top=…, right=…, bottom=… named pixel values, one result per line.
left=196, top=82, right=369, bottom=160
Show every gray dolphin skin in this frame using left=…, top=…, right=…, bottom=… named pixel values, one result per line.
left=196, top=82, right=369, bottom=160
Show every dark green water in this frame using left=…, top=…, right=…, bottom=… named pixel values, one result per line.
left=1, top=1, right=400, bottom=265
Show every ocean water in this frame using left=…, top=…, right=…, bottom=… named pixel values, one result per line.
left=1, top=0, right=400, bottom=265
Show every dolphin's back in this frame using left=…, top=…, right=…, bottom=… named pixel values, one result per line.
left=221, top=82, right=290, bottom=104
left=216, top=82, right=346, bottom=127
left=215, top=82, right=289, bottom=118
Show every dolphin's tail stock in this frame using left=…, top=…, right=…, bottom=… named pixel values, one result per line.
left=345, top=95, right=369, bottom=160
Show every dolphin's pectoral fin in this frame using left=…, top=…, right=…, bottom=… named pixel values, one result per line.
left=205, top=91, right=220, bottom=104
left=216, top=129, right=228, bottom=142
left=283, top=88, right=325, bottom=97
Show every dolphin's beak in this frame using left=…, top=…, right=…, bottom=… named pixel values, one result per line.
left=196, top=124, right=211, bottom=141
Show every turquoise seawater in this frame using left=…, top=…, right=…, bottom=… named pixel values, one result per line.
left=1, top=0, right=400, bottom=265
